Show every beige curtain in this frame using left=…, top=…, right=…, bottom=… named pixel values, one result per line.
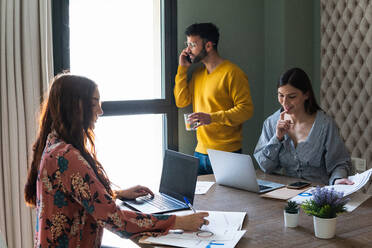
left=0, top=0, right=53, bottom=247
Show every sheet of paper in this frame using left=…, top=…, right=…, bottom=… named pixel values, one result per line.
left=344, top=191, right=371, bottom=212
left=290, top=187, right=315, bottom=204
left=324, top=168, right=372, bottom=196
left=290, top=170, right=372, bottom=212
left=145, top=230, right=246, bottom=248
left=145, top=236, right=208, bottom=248
left=176, top=210, right=246, bottom=233
left=102, top=229, right=141, bottom=248
left=195, top=181, right=215, bottom=194
left=221, top=230, right=246, bottom=248
left=142, top=210, right=247, bottom=248
left=154, top=229, right=235, bottom=241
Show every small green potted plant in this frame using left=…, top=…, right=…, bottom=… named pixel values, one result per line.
left=301, top=186, right=349, bottom=239
left=284, top=200, right=299, bottom=227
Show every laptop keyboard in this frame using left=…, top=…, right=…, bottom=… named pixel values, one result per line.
left=139, top=194, right=185, bottom=210
left=259, top=184, right=271, bottom=191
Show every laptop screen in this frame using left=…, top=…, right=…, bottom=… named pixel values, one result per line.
left=159, top=150, right=199, bottom=204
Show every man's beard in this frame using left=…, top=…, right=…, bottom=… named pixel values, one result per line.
left=192, top=46, right=208, bottom=63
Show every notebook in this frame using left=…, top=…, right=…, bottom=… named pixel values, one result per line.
left=207, top=149, right=284, bottom=193
left=122, top=149, right=199, bottom=214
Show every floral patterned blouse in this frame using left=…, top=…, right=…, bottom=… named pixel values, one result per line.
left=34, top=132, right=175, bottom=247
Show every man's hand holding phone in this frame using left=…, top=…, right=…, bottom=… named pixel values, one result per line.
left=179, top=49, right=192, bottom=67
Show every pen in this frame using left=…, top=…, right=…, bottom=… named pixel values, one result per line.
left=169, top=229, right=184, bottom=234
left=206, top=242, right=224, bottom=248
left=183, top=196, right=196, bottom=213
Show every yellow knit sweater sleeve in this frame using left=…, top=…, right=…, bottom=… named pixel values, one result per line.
left=174, top=66, right=192, bottom=108
left=208, top=63, right=253, bottom=127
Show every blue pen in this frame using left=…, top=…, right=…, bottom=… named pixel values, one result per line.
left=206, top=242, right=224, bottom=248
left=183, top=196, right=196, bottom=213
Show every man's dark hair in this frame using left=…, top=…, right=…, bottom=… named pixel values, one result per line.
left=185, top=23, right=219, bottom=50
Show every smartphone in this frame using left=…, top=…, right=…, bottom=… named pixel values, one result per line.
left=185, top=54, right=192, bottom=63
left=286, top=181, right=310, bottom=189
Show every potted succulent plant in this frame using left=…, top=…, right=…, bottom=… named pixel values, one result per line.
left=284, top=200, right=300, bottom=227
left=301, top=186, right=349, bottom=239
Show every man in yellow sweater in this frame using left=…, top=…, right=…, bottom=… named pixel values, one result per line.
left=174, top=23, right=253, bottom=175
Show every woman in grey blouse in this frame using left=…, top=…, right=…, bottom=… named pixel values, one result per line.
left=254, top=68, right=354, bottom=185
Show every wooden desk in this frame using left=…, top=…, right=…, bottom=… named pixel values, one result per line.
left=110, top=172, right=372, bottom=248
left=194, top=172, right=372, bottom=248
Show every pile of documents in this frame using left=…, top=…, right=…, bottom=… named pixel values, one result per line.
left=290, top=168, right=372, bottom=211
left=326, top=168, right=372, bottom=196
left=140, top=210, right=246, bottom=248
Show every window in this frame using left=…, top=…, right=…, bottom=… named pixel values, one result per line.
left=70, top=0, right=162, bottom=101
left=62, top=0, right=178, bottom=185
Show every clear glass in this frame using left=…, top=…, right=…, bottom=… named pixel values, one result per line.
left=69, top=0, right=162, bottom=101
left=94, top=114, right=164, bottom=190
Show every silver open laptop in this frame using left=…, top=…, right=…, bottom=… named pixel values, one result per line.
left=207, top=149, right=284, bottom=193
left=122, top=149, right=199, bottom=214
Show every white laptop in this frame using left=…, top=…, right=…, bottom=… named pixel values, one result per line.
left=207, top=149, right=284, bottom=193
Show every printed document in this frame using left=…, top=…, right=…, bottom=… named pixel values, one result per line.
left=326, top=168, right=372, bottom=196
left=195, top=181, right=215, bottom=195
left=141, top=210, right=247, bottom=248
left=290, top=168, right=372, bottom=211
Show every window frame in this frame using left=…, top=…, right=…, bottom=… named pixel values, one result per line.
left=51, top=0, right=179, bottom=151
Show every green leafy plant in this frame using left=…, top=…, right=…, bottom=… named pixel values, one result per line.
left=285, top=200, right=299, bottom=214
left=301, top=186, right=349, bottom=219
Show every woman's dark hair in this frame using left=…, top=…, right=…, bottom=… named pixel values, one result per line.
left=24, top=73, right=113, bottom=207
left=185, top=22, right=219, bottom=50
left=278, top=67, right=321, bottom=115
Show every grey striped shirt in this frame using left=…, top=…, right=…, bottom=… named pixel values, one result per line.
left=254, top=110, right=352, bottom=185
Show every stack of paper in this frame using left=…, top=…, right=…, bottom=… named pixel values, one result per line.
left=141, top=210, right=247, bottom=248
left=290, top=168, right=372, bottom=211
left=326, top=168, right=372, bottom=196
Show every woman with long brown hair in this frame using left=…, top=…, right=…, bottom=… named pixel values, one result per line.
left=254, top=68, right=353, bottom=185
left=24, top=73, right=208, bottom=247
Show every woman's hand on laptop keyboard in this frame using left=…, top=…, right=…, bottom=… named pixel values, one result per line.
left=115, top=185, right=154, bottom=200
left=173, top=212, right=209, bottom=231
